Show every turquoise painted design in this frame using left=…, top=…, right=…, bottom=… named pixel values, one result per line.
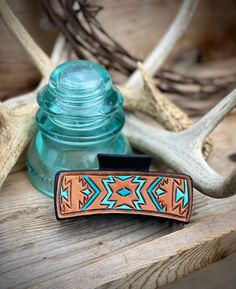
left=115, top=205, right=132, bottom=210
left=74, top=175, right=190, bottom=213
left=101, top=175, right=147, bottom=210
left=147, top=177, right=163, bottom=212
left=99, top=175, right=165, bottom=212
left=58, top=173, right=192, bottom=222
left=60, top=187, right=69, bottom=201
left=115, top=176, right=132, bottom=180
left=155, top=188, right=165, bottom=196
left=81, top=176, right=100, bottom=211
left=175, top=180, right=189, bottom=207
left=81, top=189, right=91, bottom=196
left=132, top=176, right=146, bottom=210
left=101, top=176, right=116, bottom=208
left=117, top=188, right=132, bottom=197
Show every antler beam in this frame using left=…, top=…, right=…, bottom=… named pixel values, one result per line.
left=124, top=88, right=236, bottom=198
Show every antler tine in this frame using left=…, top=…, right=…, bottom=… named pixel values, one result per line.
left=124, top=87, right=236, bottom=198
left=120, top=64, right=213, bottom=159
left=4, top=34, right=68, bottom=110
left=183, top=88, right=236, bottom=148
left=126, top=0, right=198, bottom=87
left=0, top=0, right=55, bottom=77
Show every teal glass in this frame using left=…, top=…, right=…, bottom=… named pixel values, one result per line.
left=26, top=60, right=132, bottom=197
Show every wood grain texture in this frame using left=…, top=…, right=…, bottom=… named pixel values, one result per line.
left=160, top=252, right=236, bottom=289
left=0, top=113, right=236, bottom=289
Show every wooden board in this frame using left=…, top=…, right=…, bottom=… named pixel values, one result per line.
left=0, top=113, right=236, bottom=289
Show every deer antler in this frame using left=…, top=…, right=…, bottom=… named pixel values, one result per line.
left=0, top=102, right=37, bottom=186
left=124, top=87, right=236, bottom=198
left=118, top=64, right=212, bottom=158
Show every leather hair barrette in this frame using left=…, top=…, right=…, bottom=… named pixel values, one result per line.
left=54, top=154, right=193, bottom=223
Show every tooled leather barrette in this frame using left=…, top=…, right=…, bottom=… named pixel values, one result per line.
left=54, top=154, right=193, bottom=223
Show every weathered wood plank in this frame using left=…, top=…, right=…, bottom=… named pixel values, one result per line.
left=36, top=211, right=236, bottom=289
left=0, top=114, right=235, bottom=288
left=101, top=213, right=236, bottom=289
left=1, top=180, right=235, bottom=289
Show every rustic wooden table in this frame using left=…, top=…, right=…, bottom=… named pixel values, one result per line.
left=0, top=113, right=235, bottom=289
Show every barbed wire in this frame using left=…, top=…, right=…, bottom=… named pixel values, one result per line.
left=42, top=0, right=236, bottom=100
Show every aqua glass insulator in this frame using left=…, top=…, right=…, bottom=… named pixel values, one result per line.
left=26, top=60, right=132, bottom=197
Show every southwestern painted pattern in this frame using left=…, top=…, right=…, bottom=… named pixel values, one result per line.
left=55, top=171, right=193, bottom=222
